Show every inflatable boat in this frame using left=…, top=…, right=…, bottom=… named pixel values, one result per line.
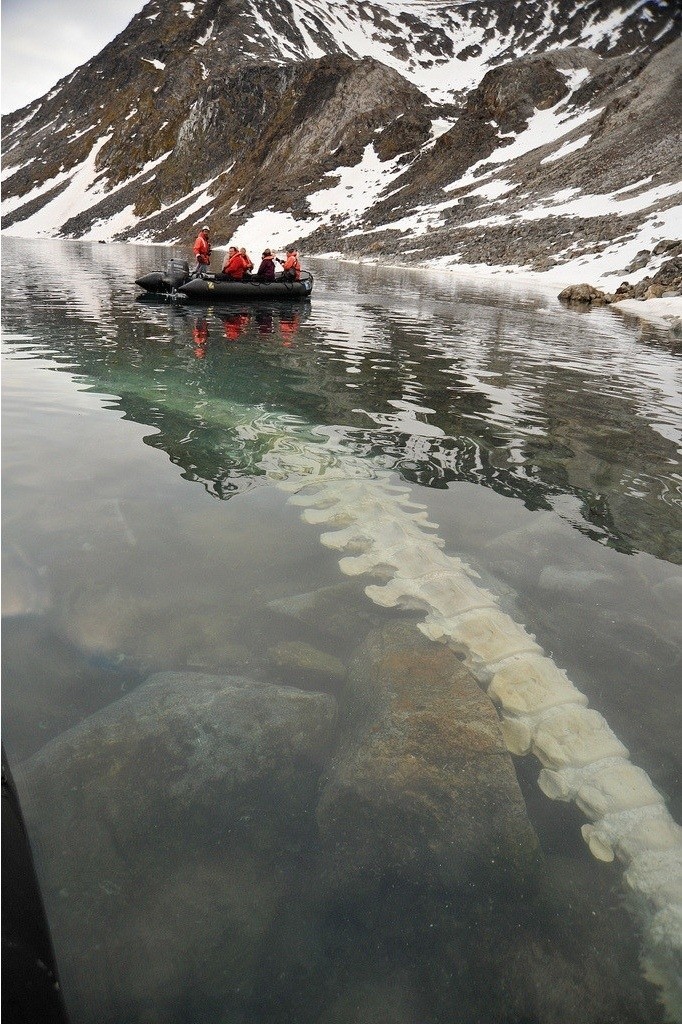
left=136, top=259, right=314, bottom=301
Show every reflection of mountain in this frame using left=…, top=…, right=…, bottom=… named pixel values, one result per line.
left=2, top=238, right=679, bottom=561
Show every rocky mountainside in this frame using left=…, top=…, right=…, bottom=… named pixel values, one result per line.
left=2, top=0, right=681, bottom=278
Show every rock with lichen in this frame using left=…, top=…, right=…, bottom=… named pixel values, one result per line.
left=317, top=622, right=540, bottom=893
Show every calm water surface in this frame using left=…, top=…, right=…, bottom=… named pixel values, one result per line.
left=2, top=237, right=681, bottom=1023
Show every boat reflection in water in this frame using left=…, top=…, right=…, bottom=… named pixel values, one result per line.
left=138, top=297, right=310, bottom=353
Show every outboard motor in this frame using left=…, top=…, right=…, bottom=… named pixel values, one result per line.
left=162, top=259, right=190, bottom=291
left=136, top=259, right=190, bottom=296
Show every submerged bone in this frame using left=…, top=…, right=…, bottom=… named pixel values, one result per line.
left=642, top=906, right=682, bottom=1024
left=575, top=764, right=666, bottom=820
left=431, top=607, right=541, bottom=666
left=339, top=539, right=455, bottom=579
left=488, top=654, right=588, bottom=717
left=365, top=572, right=497, bottom=617
left=624, top=849, right=682, bottom=902
left=319, top=525, right=375, bottom=551
left=581, top=806, right=682, bottom=863
left=537, top=758, right=623, bottom=801
left=538, top=759, right=665, bottom=819
left=531, top=706, right=629, bottom=770
left=500, top=706, right=567, bottom=757
left=271, top=446, right=682, bottom=1012
left=302, top=506, right=356, bottom=526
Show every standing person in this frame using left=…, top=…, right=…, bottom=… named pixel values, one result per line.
left=221, top=246, right=249, bottom=280
left=281, top=247, right=301, bottom=281
left=192, top=226, right=211, bottom=275
left=256, top=249, right=276, bottom=281
left=240, top=247, right=254, bottom=276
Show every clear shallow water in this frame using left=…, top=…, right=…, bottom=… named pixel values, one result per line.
left=2, top=236, right=681, bottom=1023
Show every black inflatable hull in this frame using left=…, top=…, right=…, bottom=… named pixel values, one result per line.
left=135, top=271, right=177, bottom=294
left=135, top=270, right=313, bottom=302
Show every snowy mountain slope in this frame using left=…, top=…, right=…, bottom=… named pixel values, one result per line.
left=1, top=0, right=680, bottom=280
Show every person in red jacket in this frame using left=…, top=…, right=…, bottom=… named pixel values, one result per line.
left=240, top=247, right=254, bottom=276
left=280, top=248, right=301, bottom=281
left=221, top=246, right=249, bottom=280
left=192, top=226, right=211, bottom=274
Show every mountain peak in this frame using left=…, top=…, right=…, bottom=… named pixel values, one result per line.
left=2, top=0, right=680, bottom=283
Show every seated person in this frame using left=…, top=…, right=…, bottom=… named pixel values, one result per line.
left=256, top=249, right=276, bottom=281
left=240, top=247, right=254, bottom=276
left=221, top=246, right=249, bottom=280
left=281, top=248, right=301, bottom=281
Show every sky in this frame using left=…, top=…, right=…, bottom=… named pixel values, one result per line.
left=2, top=0, right=145, bottom=114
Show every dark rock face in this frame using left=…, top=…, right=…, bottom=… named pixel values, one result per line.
left=477, top=53, right=573, bottom=131
left=375, top=47, right=595, bottom=207
left=317, top=622, right=541, bottom=892
left=2, top=0, right=680, bottom=274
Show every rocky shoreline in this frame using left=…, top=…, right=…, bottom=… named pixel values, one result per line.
left=557, top=249, right=682, bottom=334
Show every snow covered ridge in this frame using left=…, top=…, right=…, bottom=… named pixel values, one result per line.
left=1, top=0, right=680, bottom=281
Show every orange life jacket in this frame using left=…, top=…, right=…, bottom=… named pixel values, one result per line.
left=224, top=252, right=249, bottom=279
left=193, top=233, right=211, bottom=264
left=282, top=253, right=301, bottom=281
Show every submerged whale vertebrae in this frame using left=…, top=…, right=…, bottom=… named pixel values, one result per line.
left=260, top=435, right=682, bottom=1018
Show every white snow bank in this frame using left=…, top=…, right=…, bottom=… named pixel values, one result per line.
left=611, top=297, right=682, bottom=328
left=541, top=134, right=591, bottom=164
left=196, top=20, right=213, bottom=45
left=223, top=208, right=323, bottom=259
left=443, top=104, right=601, bottom=194
left=1, top=157, right=35, bottom=183
left=308, top=144, right=403, bottom=223
left=2, top=141, right=172, bottom=240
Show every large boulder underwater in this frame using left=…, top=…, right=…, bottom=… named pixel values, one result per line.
left=15, top=624, right=664, bottom=1023
left=317, top=621, right=541, bottom=893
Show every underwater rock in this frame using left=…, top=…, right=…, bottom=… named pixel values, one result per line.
left=268, top=640, right=346, bottom=685
left=317, top=622, right=541, bottom=892
left=185, top=639, right=254, bottom=672
left=481, top=512, right=566, bottom=576
left=267, top=582, right=389, bottom=641
left=16, top=672, right=337, bottom=1022
left=537, top=565, right=614, bottom=594
left=19, top=670, right=337, bottom=856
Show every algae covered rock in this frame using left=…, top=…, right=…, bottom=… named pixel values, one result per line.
left=317, top=622, right=540, bottom=892
left=19, top=671, right=337, bottom=848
